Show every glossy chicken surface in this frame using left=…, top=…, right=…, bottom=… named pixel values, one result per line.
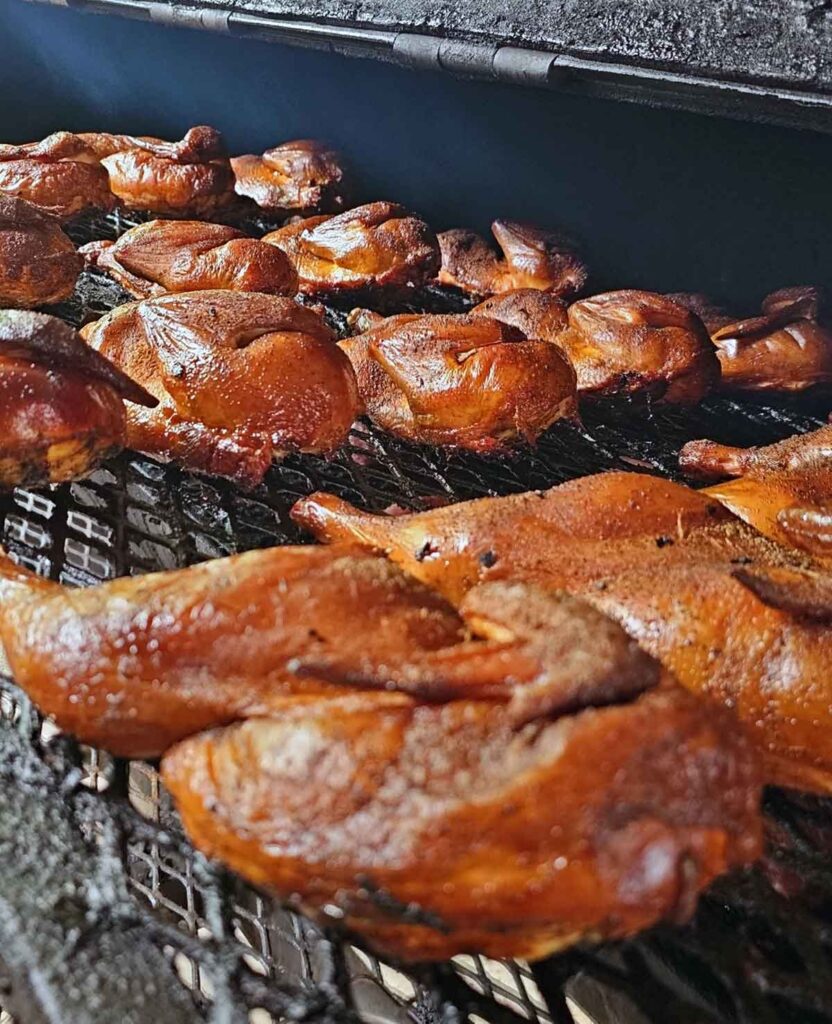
left=555, top=290, right=720, bottom=402
left=232, top=139, right=349, bottom=215
left=263, top=202, right=440, bottom=295
left=164, top=679, right=761, bottom=962
left=0, top=310, right=155, bottom=487
left=438, top=220, right=587, bottom=298
left=292, top=470, right=832, bottom=792
left=681, top=425, right=832, bottom=556
left=81, top=219, right=298, bottom=299
left=709, top=286, right=832, bottom=392
left=340, top=312, right=578, bottom=450
left=0, top=545, right=463, bottom=757
left=0, top=197, right=81, bottom=307
left=0, top=132, right=115, bottom=221
left=82, top=290, right=360, bottom=487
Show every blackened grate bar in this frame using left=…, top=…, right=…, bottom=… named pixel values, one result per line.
left=0, top=208, right=830, bottom=1024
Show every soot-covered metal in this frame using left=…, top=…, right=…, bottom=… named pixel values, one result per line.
left=0, top=209, right=832, bottom=1024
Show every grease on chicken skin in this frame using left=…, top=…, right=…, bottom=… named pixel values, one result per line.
left=438, top=220, right=587, bottom=299
left=555, top=290, right=720, bottom=402
left=81, top=219, right=298, bottom=299
left=163, top=681, right=761, bottom=962
left=0, top=196, right=81, bottom=307
left=341, top=312, right=578, bottom=451
left=0, top=544, right=464, bottom=758
left=232, top=139, right=349, bottom=215
left=0, top=310, right=155, bottom=488
left=263, top=201, right=439, bottom=295
left=81, top=290, right=360, bottom=487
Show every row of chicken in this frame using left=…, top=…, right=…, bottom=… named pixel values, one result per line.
left=0, top=421, right=830, bottom=963
left=1, top=123, right=832, bottom=968
left=2, top=125, right=832, bottom=491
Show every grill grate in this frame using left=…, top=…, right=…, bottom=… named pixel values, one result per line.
left=0, top=208, right=831, bottom=1024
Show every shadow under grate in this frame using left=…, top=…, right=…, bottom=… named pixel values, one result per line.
left=0, top=207, right=831, bottom=1024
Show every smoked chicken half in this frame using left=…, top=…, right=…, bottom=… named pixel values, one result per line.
left=0, top=127, right=235, bottom=219
left=0, top=310, right=155, bottom=487
left=554, top=290, right=720, bottom=402
left=681, top=424, right=832, bottom=557
left=263, top=202, right=440, bottom=296
left=292, top=470, right=832, bottom=792
left=163, top=603, right=761, bottom=962
left=0, top=544, right=464, bottom=757
left=81, top=290, right=360, bottom=487
left=80, top=219, right=298, bottom=299
left=232, top=139, right=350, bottom=216
left=438, top=220, right=587, bottom=299
left=0, top=196, right=81, bottom=307
left=340, top=312, right=578, bottom=450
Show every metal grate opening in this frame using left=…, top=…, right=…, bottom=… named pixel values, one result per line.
left=0, top=208, right=830, bottom=1024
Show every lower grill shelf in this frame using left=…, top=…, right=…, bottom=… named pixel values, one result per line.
left=0, top=210, right=830, bottom=1024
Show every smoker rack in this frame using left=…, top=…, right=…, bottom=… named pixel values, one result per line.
left=0, top=208, right=831, bottom=1024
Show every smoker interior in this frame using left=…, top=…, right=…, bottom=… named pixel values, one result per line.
left=2, top=4, right=832, bottom=1022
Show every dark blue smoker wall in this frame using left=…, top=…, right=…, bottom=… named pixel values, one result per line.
left=0, top=0, right=831, bottom=306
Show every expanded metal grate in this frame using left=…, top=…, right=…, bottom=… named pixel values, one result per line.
left=0, top=208, right=830, bottom=1024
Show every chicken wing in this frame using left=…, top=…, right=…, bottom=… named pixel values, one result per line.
left=263, top=202, right=439, bottom=296
left=292, top=472, right=832, bottom=791
left=80, top=219, right=298, bottom=299
left=0, top=132, right=115, bottom=221
left=0, top=197, right=81, bottom=307
left=554, top=290, right=720, bottom=402
left=0, top=544, right=463, bottom=757
left=681, top=425, right=832, bottom=556
left=0, top=310, right=155, bottom=487
left=232, top=139, right=350, bottom=215
left=437, top=220, right=587, bottom=299
left=340, top=312, right=577, bottom=451
left=163, top=681, right=760, bottom=962
left=708, top=286, right=832, bottom=392
left=81, top=290, right=360, bottom=487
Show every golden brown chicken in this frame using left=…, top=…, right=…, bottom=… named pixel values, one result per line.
left=80, top=219, right=298, bottom=299
left=554, top=290, right=720, bottom=402
left=0, top=127, right=236, bottom=218
left=292, top=471, right=832, bottom=792
left=437, top=220, right=587, bottom=299
left=708, top=286, right=832, bottom=392
left=340, top=312, right=578, bottom=451
left=665, top=292, right=734, bottom=333
left=263, top=202, right=440, bottom=296
left=0, top=309, right=155, bottom=487
left=681, top=424, right=832, bottom=556
left=0, top=197, right=81, bottom=307
left=0, top=544, right=463, bottom=757
left=471, top=288, right=568, bottom=341
left=0, top=132, right=115, bottom=221
left=164, top=671, right=761, bottom=962
left=81, top=290, right=360, bottom=487
left=231, top=139, right=350, bottom=215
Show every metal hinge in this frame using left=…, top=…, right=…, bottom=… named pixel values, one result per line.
left=391, top=33, right=557, bottom=87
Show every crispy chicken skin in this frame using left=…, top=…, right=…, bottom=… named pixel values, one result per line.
left=708, top=286, right=832, bottom=392
left=292, top=471, right=832, bottom=792
left=81, top=290, right=360, bottom=487
left=232, top=140, right=350, bottom=215
left=437, top=220, right=587, bottom=299
left=471, top=288, right=569, bottom=341
left=0, top=310, right=155, bottom=488
left=555, top=290, right=720, bottom=402
left=80, top=219, right=298, bottom=299
left=263, top=202, right=440, bottom=295
left=0, top=133, right=115, bottom=221
left=164, top=681, right=761, bottom=962
left=341, top=312, right=578, bottom=451
left=0, top=545, right=464, bottom=757
left=0, top=197, right=81, bottom=307
left=681, top=425, right=832, bottom=556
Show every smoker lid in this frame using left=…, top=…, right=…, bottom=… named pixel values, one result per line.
left=27, top=0, right=832, bottom=133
